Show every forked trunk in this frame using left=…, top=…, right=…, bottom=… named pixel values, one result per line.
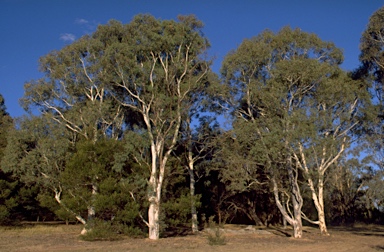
left=305, top=172, right=330, bottom=236
left=272, top=175, right=303, bottom=239
left=287, top=158, right=303, bottom=238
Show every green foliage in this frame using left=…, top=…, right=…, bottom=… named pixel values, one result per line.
left=0, top=178, right=17, bottom=224
left=0, top=94, right=14, bottom=224
left=162, top=192, right=201, bottom=227
left=95, top=176, right=146, bottom=229
left=219, top=26, right=371, bottom=236
left=160, top=156, right=202, bottom=230
left=360, top=6, right=384, bottom=93
left=80, top=219, right=145, bottom=241
left=37, top=193, right=76, bottom=223
left=2, top=11, right=384, bottom=234
left=0, top=180, right=54, bottom=224
left=61, top=139, right=118, bottom=190
left=2, top=115, right=71, bottom=186
left=80, top=219, right=124, bottom=241
left=60, top=139, right=121, bottom=218
left=16, top=14, right=214, bottom=239
left=355, top=6, right=384, bottom=224
left=0, top=95, right=51, bottom=224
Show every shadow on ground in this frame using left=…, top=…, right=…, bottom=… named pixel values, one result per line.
left=329, top=225, right=384, bottom=237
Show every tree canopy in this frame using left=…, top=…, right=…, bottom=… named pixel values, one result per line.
left=1, top=10, right=383, bottom=241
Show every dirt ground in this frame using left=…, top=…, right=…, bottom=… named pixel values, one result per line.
left=0, top=224, right=383, bottom=252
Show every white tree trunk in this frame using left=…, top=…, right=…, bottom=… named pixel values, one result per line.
left=188, top=157, right=198, bottom=233
left=148, top=139, right=161, bottom=240
left=148, top=198, right=160, bottom=240
left=287, top=158, right=303, bottom=238
left=315, top=176, right=329, bottom=235
left=292, top=218, right=303, bottom=238
left=291, top=199, right=303, bottom=238
left=271, top=177, right=303, bottom=238
left=147, top=137, right=170, bottom=240
left=54, top=188, right=87, bottom=234
left=143, top=93, right=181, bottom=240
left=294, top=135, right=348, bottom=236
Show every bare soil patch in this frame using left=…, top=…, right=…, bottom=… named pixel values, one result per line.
left=0, top=224, right=383, bottom=252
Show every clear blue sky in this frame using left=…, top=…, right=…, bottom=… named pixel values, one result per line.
left=0, top=0, right=383, bottom=117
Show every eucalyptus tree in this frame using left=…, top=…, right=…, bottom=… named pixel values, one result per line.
left=0, top=94, right=17, bottom=224
left=360, top=6, right=384, bottom=104
left=290, top=67, right=366, bottom=235
left=1, top=115, right=88, bottom=225
left=176, top=63, right=219, bottom=233
left=221, top=27, right=365, bottom=237
left=21, top=37, right=125, bottom=142
left=89, top=15, right=212, bottom=239
left=20, top=26, right=126, bottom=230
left=60, top=138, right=136, bottom=231
left=0, top=94, right=12, bottom=160
left=178, top=116, right=221, bottom=232
left=359, top=6, right=384, bottom=173
left=175, top=64, right=220, bottom=232
left=218, top=127, right=274, bottom=227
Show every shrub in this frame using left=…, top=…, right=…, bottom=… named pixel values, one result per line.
left=206, top=218, right=226, bottom=246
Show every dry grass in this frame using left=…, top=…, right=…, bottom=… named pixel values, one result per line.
left=0, top=224, right=383, bottom=252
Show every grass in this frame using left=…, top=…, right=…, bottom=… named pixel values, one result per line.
left=0, top=223, right=383, bottom=252
left=207, top=226, right=227, bottom=245
left=0, top=224, right=69, bottom=235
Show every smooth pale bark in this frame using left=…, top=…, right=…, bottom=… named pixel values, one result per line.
left=106, top=17, right=210, bottom=239
left=185, top=116, right=200, bottom=233
left=187, top=152, right=199, bottom=233
left=301, top=172, right=329, bottom=235
left=287, top=164, right=303, bottom=239
left=182, top=122, right=212, bottom=233
left=21, top=38, right=124, bottom=236
left=148, top=199, right=160, bottom=240
left=294, top=135, right=350, bottom=236
left=271, top=159, right=303, bottom=239
left=146, top=103, right=182, bottom=239
left=54, top=188, right=87, bottom=234
left=134, top=44, right=205, bottom=239
left=271, top=177, right=303, bottom=238
left=147, top=138, right=161, bottom=240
